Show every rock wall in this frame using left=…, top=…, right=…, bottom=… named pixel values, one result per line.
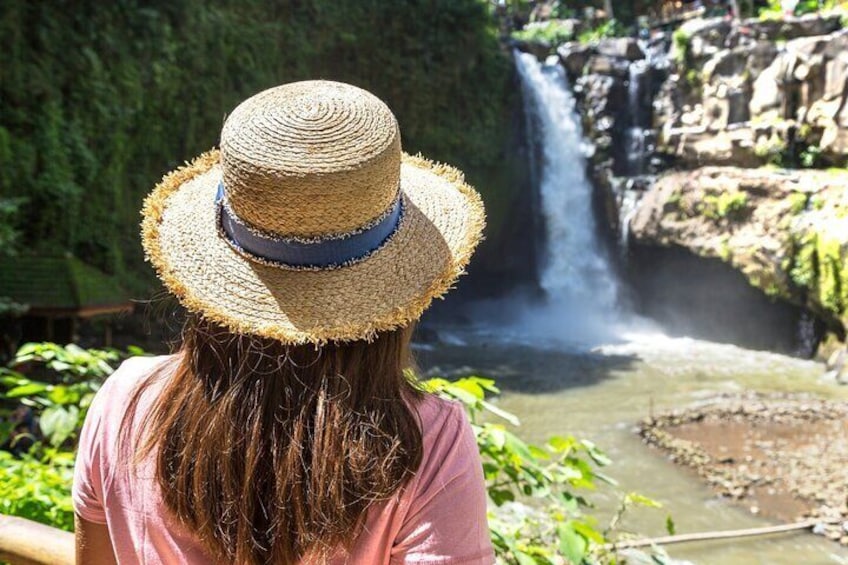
left=515, top=12, right=848, bottom=356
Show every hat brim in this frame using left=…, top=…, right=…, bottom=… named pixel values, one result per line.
left=141, top=150, right=485, bottom=344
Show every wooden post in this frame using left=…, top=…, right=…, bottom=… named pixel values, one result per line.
left=0, top=515, right=74, bottom=565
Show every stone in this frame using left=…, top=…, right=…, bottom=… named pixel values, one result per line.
left=744, top=14, right=842, bottom=42
left=750, top=61, right=783, bottom=118
left=676, top=17, right=732, bottom=61
left=556, top=42, right=595, bottom=78
left=595, top=37, right=644, bottom=61
left=584, top=54, right=630, bottom=78
left=512, top=38, right=552, bottom=60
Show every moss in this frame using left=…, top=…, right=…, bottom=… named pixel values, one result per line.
left=788, top=192, right=809, bottom=214
left=816, top=235, right=845, bottom=313
left=717, top=236, right=732, bottom=261
left=701, top=191, right=749, bottom=221
left=672, top=28, right=691, bottom=65
left=789, top=229, right=848, bottom=317
left=754, top=133, right=788, bottom=166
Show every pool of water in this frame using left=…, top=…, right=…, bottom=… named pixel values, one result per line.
left=415, top=329, right=848, bottom=564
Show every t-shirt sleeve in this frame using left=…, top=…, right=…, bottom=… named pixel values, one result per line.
left=390, top=401, right=494, bottom=564
left=72, top=375, right=113, bottom=524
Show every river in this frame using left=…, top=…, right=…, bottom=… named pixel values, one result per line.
left=416, top=331, right=848, bottom=564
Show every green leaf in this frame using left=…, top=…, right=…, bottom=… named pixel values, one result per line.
left=39, top=405, right=79, bottom=447
left=47, top=385, right=81, bottom=406
left=5, top=382, right=49, bottom=398
left=558, top=521, right=588, bottom=564
left=665, top=515, right=676, bottom=536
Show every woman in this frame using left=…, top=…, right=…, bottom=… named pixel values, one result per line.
left=72, top=80, right=491, bottom=564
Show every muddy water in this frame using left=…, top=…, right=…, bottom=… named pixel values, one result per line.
left=415, top=331, right=848, bottom=564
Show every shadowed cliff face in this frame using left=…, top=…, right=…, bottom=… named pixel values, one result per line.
left=625, top=244, right=817, bottom=354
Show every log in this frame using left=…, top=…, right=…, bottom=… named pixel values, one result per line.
left=606, top=518, right=840, bottom=551
left=0, top=515, right=74, bottom=565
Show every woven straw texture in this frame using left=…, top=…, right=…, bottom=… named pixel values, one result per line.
left=141, top=81, right=485, bottom=344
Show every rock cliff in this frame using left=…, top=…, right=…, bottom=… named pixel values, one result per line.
left=516, top=11, right=848, bottom=355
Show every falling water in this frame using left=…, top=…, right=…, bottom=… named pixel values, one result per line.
left=625, top=60, right=650, bottom=176
left=514, top=51, right=622, bottom=341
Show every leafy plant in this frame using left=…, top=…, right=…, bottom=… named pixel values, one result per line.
left=1, top=343, right=118, bottom=447
left=0, top=448, right=75, bottom=532
left=422, top=375, right=662, bottom=564
left=512, top=20, right=575, bottom=45
left=577, top=19, right=624, bottom=44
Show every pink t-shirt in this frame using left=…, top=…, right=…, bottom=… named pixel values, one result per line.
left=73, top=356, right=494, bottom=564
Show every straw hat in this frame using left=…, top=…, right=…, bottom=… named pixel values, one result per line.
left=141, top=80, right=485, bottom=344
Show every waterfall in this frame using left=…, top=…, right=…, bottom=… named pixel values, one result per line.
left=514, top=51, right=622, bottom=341
left=625, top=60, right=650, bottom=176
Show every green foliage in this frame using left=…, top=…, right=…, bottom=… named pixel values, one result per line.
left=799, top=145, right=825, bottom=169
left=0, top=342, right=124, bottom=531
left=1, top=343, right=117, bottom=448
left=754, top=133, right=788, bottom=167
left=701, top=191, right=749, bottom=221
left=789, top=230, right=848, bottom=315
left=0, top=449, right=75, bottom=531
left=423, top=375, right=661, bottom=564
left=1, top=0, right=513, bottom=290
left=577, top=19, right=624, bottom=44
left=0, top=197, right=24, bottom=257
left=760, top=0, right=839, bottom=18
left=512, top=20, right=575, bottom=45
left=788, top=191, right=809, bottom=214
left=672, top=28, right=691, bottom=66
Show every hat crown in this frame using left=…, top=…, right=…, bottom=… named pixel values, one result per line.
left=220, top=81, right=401, bottom=238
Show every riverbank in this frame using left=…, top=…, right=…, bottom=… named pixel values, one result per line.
left=638, top=393, right=848, bottom=546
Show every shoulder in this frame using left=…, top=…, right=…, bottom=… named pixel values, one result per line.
left=97, top=354, right=176, bottom=401
left=87, top=354, right=177, bottom=433
left=409, top=393, right=479, bottom=486
left=412, top=393, right=470, bottom=445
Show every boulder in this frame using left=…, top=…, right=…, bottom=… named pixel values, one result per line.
left=744, top=14, right=842, bottom=42
left=675, top=17, right=733, bottom=61
left=595, top=37, right=645, bottom=61
left=556, top=42, right=595, bottom=78
left=660, top=125, right=763, bottom=167
left=584, top=54, right=630, bottom=79
left=512, top=38, right=552, bottom=60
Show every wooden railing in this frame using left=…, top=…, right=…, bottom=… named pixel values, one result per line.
left=0, top=515, right=73, bottom=565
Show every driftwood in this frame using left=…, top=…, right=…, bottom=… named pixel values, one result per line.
left=606, top=518, right=842, bottom=551
left=0, top=515, right=74, bottom=565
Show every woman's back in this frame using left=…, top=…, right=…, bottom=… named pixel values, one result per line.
left=73, top=80, right=490, bottom=563
left=73, top=356, right=493, bottom=564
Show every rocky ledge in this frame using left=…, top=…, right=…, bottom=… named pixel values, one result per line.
left=630, top=166, right=848, bottom=345
left=638, top=393, right=848, bottom=545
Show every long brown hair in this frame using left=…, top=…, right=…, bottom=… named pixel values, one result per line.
left=126, top=316, right=423, bottom=564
